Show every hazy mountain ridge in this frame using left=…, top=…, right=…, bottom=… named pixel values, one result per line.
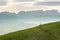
left=0, top=10, right=60, bottom=35
left=0, top=10, right=60, bottom=19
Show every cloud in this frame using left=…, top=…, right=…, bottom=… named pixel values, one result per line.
left=0, top=0, right=7, bottom=5
left=13, top=0, right=36, bottom=2
left=45, top=0, right=60, bottom=1
left=0, top=0, right=60, bottom=13
left=35, top=1, right=60, bottom=6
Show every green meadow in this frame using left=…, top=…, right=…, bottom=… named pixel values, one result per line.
left=0, top=21, right=60, bottom=40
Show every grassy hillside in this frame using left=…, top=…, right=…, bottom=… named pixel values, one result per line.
left=0, top=21, right=60, bottom=40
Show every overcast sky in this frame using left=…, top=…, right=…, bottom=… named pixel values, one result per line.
left=0, top=0, right=60, bottom=13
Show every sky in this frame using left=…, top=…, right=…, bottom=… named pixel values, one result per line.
left=0, top=0, right=60, bottom=13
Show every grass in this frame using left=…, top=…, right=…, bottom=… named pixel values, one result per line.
left=0, top=21, right=60, bottom=40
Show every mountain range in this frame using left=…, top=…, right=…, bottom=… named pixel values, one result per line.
left=0, top=10, right=60, bottom=19
left=0, top=10, right=60, bottom=35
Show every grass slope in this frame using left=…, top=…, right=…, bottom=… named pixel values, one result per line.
left=0, top=22, right=60, bottom=40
